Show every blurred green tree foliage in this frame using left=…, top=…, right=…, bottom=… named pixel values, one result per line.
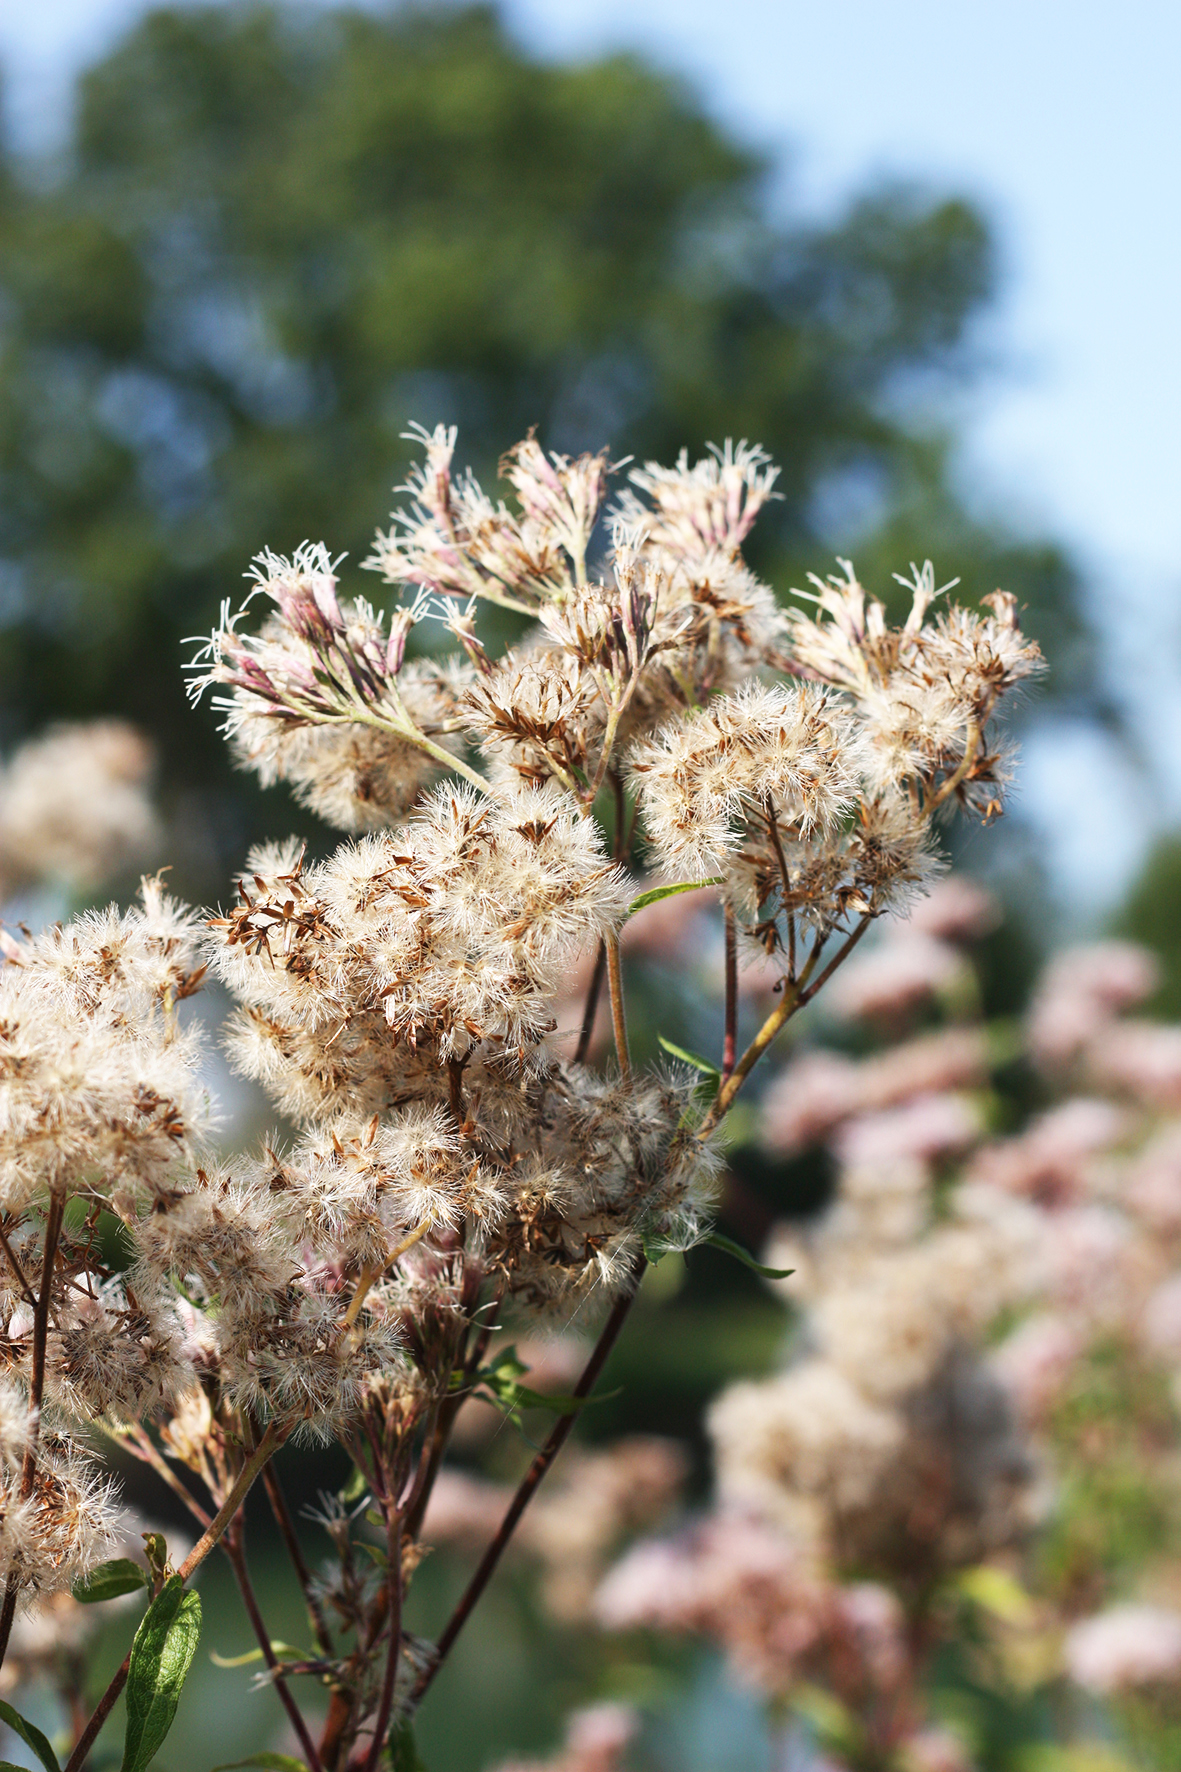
left=0, top=1, right=1084, bottom=888
left=1115, top=834, right=1181, bottom=1020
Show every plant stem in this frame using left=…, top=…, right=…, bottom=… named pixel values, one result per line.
left=403, top=1304, right=500, bottom=1543
left=605, top=932, right=630, bottom=1079
left=117, top=1421, right=213, bottom=1530
left=262, top=1462, right=335, bottom=1660
left=721, top=899, right=738, bottom=1082
left=794, top=914, right=872, bottom=1009
left=406, top=1257, right=646, bottom=1713
left=65, top=1646, right=130, bottom=1772
left=226, top=1517, right=326, bottom=1772
left=0, top=1220, right=36, bottom=1308
left=177, top=1421, right=288, bottom=1581
left=574, top=941, right=607, bottom=1064
left=0, top=1189, right=65, bottom=1672
left=362, top=1512, right=403, bottom=1772
left=341, top=1219, right=433, bottom=1332
left=923, top=720, right=980, bottom=814
left=699, top=916, right=871, bottom=1136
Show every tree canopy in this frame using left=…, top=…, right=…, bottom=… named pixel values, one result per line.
left=0, top=1, right=1085, bottom=890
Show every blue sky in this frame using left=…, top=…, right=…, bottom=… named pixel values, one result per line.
left=1, top=0, right=1178, bottom=912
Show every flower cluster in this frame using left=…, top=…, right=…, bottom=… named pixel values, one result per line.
left=0, top=720, right=158, bottom=898
left=0, top=427, right=1035, bottom=1769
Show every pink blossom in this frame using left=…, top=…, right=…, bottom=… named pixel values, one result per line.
left=901, top=1727, right=978, bottom=1772
left=489, top=1703, right=638, bottom=1772
left=761, top=1051, right=863, bottom=1153
left=1043, top=1205, right=1131, bottom=1316
left=834, top=1582, right=906, bottom=1691
left=1088, top=1021, right=1181, bottom=1110
left=991, top=1313, right=1084, bottom=1423
left=760, top=1031, right=988, bottom=1155
left=421, top=1469, right=511, bottom=1547
left=1126, top=1124, right=1181, bottom=1230
left=907, top=877, right=1000, bottom=943
left=1028, top=942, right=1158, bottom=1069
left=1140, top=1275, right=1181, bottom=1355
left=1064, top=1603, right=1181, bottom=1693
left=965, top=1099, right=1126, bottom=1205
left=826, top=934, right=964, bottom=1025
left=834, top=1093, right=981, bottom=1168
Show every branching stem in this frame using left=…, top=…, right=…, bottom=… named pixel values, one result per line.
left=406, top=1257, right=646, bottom=1713
left=262, top=1461, right=335, bottom=1660
left=0, top=1189, right=65, bottom=1671
left=721, top=899, right=738, bottom=1082
left=225, top=1516, right=326, bottom=1772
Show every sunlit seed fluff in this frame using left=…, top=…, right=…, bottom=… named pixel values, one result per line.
left=0, top=1430, right=123, bottom=1596
left=614, top=440, right=781, bottom=574
left=45, top=1277, right=193, bottom=1423
left=0, top=888, right=208, bottom=1209
left=218, top=1287, right=406, bottom=1441
left=628, top=682, right=858, bottom=878
left=270, top=1104, right=469, bottom=1262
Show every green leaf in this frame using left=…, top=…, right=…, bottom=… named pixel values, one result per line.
left=470, top=1346, right=598, bottom=1429
left=623, top=878, right=722, bottom=920
left=956, top=1563, right=1035, bottom=1624
left=657, top=1036, right=720, bottom=1079
left=388, top=1718, right=429, bottom=1772
left=703, top=1230, right=795, bottom=1281
left=121, top=1576, right=202, bottom=1772
left=339, top=1463, right=369, bottom=1505
left=210, top=1640, right=310, bottom=1669
left=0, top=1701, right=62, bottom=1772
left=73, top=1558, right=149, bottom=1604
left=211, top=1758, right=309, bottom=1772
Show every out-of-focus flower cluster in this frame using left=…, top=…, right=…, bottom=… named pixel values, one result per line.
left=569, top=886, right=1181, bottom=1771
left=0, top=720, right=158, bottom=899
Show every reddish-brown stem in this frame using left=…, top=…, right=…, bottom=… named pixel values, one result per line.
left=65, top=1646, right=131, bottom=1772
left=225, top=1517, right=326, bottom=1772
left=406, top=1257, right=647, bottom=1713
left=262, top=1461, right=335, bottom=1660
left=403, top=1301, right=500, bottom=1542
left=698, top=915, right=871, bottom=1138
left=794, top=914, right=873, bottom=1009
left=0, top=1189, right=65, bottom=1671
left=320, top=1689, right=356, bottom=1772
left=721, top=899, right=738, bottom=1082
left=574, top=940, right=607, bottom=1065
left=605, top=933, right=630, bottom=1079
left=119, top=1422, right=213, bottom=1530
left=361, top=1513, right=403, bottom=1772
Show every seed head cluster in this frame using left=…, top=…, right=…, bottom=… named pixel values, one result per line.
left=0, top=425, right=1035, bottom=1760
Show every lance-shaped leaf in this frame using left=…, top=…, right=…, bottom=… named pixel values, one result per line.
left=0, top=1701, right=61, bottom=1772
left=704, top=1230, right=795, bottom=1281
left=121, top=1576, right=202, bottom=1772
left=623, top=878, right=722, bottom=921
left=72, top=1558, right=150, bottom=1604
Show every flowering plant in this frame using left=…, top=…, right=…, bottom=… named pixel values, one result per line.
left=0, top=425, right=1037, bottom=1770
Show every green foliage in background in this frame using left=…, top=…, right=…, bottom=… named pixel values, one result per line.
left=0, top=1, right=1085, bottom=890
